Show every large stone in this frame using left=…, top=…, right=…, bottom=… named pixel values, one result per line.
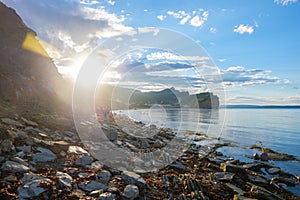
left=122, top=171, right=146, bottom=186
left=248, top=175, right=268, bottom=185
left=123, top=184, right=139, bottom=199
left=67, top=146, right=89, bottom=155
left=1, top=160, right=30, bottom=172
left=78, top=180, right=107, bottom=192
left=56, top=171, right=73, bottom=188
left=32, top=147, right=57, bottom=162
left=75, top=155, right=93, bottom=167
left=220, top=163, right=246, bottom=176
left=18, top=173, right=51, bottom=199
left=226, top=184, right=246, bottom=195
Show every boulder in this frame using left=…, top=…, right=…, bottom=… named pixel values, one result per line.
left=122, top=171, right=146, bottom=186
left=1, top=160, right=30, bottom=172
left=32, top=147, right=57, bottom=162
left=75, top=155, right=93, bottom=167
left=78, top=180, right=107, bottom=192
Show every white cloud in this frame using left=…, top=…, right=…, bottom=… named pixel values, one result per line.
left=146, top=52, right=209, bottom=62
left=221, top=66, right=281, bottom=86
left=167, top=11, right=184, bottom=19
left=190, top=11, right=208, bottom=27
left=107, top=0, right=115, bottom=6
left=218, top=58, right=227, bottom=62
left=179, top=15, right=191, bottom=25
left=157, top=15, right=166, bottom=21
left=210, top=27, right=217, bottom=33
left=274, top=0, right=298, bottom=6
left=144, top=9, right=148, bottom=12
left=233, top=24, right=254, bottom=35
left=79, top=0, right=100, bottom=5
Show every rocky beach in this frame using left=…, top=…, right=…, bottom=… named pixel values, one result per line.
left=0, top=114, right=299, bottom=200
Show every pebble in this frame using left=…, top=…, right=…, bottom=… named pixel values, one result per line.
left=122, top=171, right=146, bottom=186
left=1, top=160, right=30, bottom=172
left=123, top=184, right=139, bottom=199
left=0, top=139, right=14, bottom=153
left=98, top=170, right=111, bottom=184
left=99, top=192, right=116, bottom=200
left=1, top=118, right=24, bottom=127
left=56, top=171, right=73, bottom=188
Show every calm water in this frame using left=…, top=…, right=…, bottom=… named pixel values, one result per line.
left=117, top=108, right=300, bottom=183
left=119, top=107, right=300, bottom=172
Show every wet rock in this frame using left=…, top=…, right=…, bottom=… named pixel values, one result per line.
left=169, top=161, right=191, bottom=172
left=98, top=170, right=111, bottom=184
left=250, top=185, right=284, bottom=200
left=253, top=153, right=260, bottom=160
left=56, top=171, right=73, bottom=188
left=78, top=180, right=107, bottom=192
left=1, top=160, right=30, bottom=172
left=260, top=152, right=269, bottom=161
left=1, top=118, right=23, bottom=127
left=18, top=173, right=51, bottom=199
left=75, top=155, right=93, bottom=167
left=123, top=184, right=139, bottom=199
left=271, top=177, right=297, bottom=186
left=214, top=172, right=235, bottom=182
left=242, top=163, right=262, bottom=171
left=67, top=146, right=89, bottom=155
left=234, top=194, right=258, bottom=200
left=122, top=171, right=146, bottom=186
left=267, top=167, right=281, bottom=175
left=99, top=192, right=116, bottom=200
left=0, top=139, right=14, bottom=153
left=32, top=147, right=57, bottom=162
left=21, top=117, right=38, bottom=127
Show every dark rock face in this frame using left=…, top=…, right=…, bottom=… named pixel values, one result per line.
left=0, top=2, right=64, bottom=113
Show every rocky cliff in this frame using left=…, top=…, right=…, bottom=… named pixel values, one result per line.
left=0, top=2, right=66, bottom=115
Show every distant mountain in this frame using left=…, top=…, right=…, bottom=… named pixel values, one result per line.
left=222, top=105, right=300, bottom=109
left=96, top=85, right=219, bottom=109
left=0, top=2, right=68, bottom=116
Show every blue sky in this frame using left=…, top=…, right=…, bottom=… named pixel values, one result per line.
left=2, top=0, right=300, bottom=105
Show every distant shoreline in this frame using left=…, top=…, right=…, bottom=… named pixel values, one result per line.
left=221, top=105, right=300, bottom=109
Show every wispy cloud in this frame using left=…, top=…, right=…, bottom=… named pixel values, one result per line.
left=221, top=66, right=281, bottom=86
left=107, top=0, right=115, bottom=6
left=210, top=27, right=217, bottom=33
left=157, top=15, right=166, bottom=21
left=146, top=52, right=209, bottom=62
left=274, top=0, right=298, bottom=6
left=227, top=95, right=300, bottom=105
left=233, top=24, right=254, bottom=34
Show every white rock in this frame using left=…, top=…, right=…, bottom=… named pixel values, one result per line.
left=67, top=146, right=89, bottom=155
left=123, top=185, right=139, bottom=199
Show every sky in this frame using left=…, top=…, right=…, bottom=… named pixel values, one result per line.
left=2, top=0, right=300, bottom=105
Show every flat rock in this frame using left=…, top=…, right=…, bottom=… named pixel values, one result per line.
left=0, top=139, right=14, bottom=153
left=78, top=180, right=107, bottom=192
left=1, top=160, right=30, bottom=172
left=56, top=171, right=73, bottom=188
left=18, top=173, right=51, bottom=199
left=75, top=155, right=93, bottom=167
left=220, top=163, right=246, bottom=175
left=122, top=171, right=146, bottom=186
left=169, top=161, right=191, bottom=172
left=123, top=184, right=139, bottom=199
left=251, top=185, right=284, bottom=200
left=67, top=146, right=89, bottom=155
left=214, top=172, right=235, bottom=182
left=226, top=184, right=246, bottom=195
left=32, top=147, right=57, bottom=162
left=267, top=167, right=281, bottom=174
left=248, top=175, right=268, bottom=185
left=21, top=117, right=38, bottom=127
left=1, top=118, right=23, bottom=127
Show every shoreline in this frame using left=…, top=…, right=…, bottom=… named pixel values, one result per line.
left=0, top=114, right=299, bottom=199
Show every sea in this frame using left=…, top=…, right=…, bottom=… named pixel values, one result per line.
left=116, top=107, right=300, bottom=196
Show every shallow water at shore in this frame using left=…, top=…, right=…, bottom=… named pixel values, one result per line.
left=116, top=108, right=300, bottom=174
